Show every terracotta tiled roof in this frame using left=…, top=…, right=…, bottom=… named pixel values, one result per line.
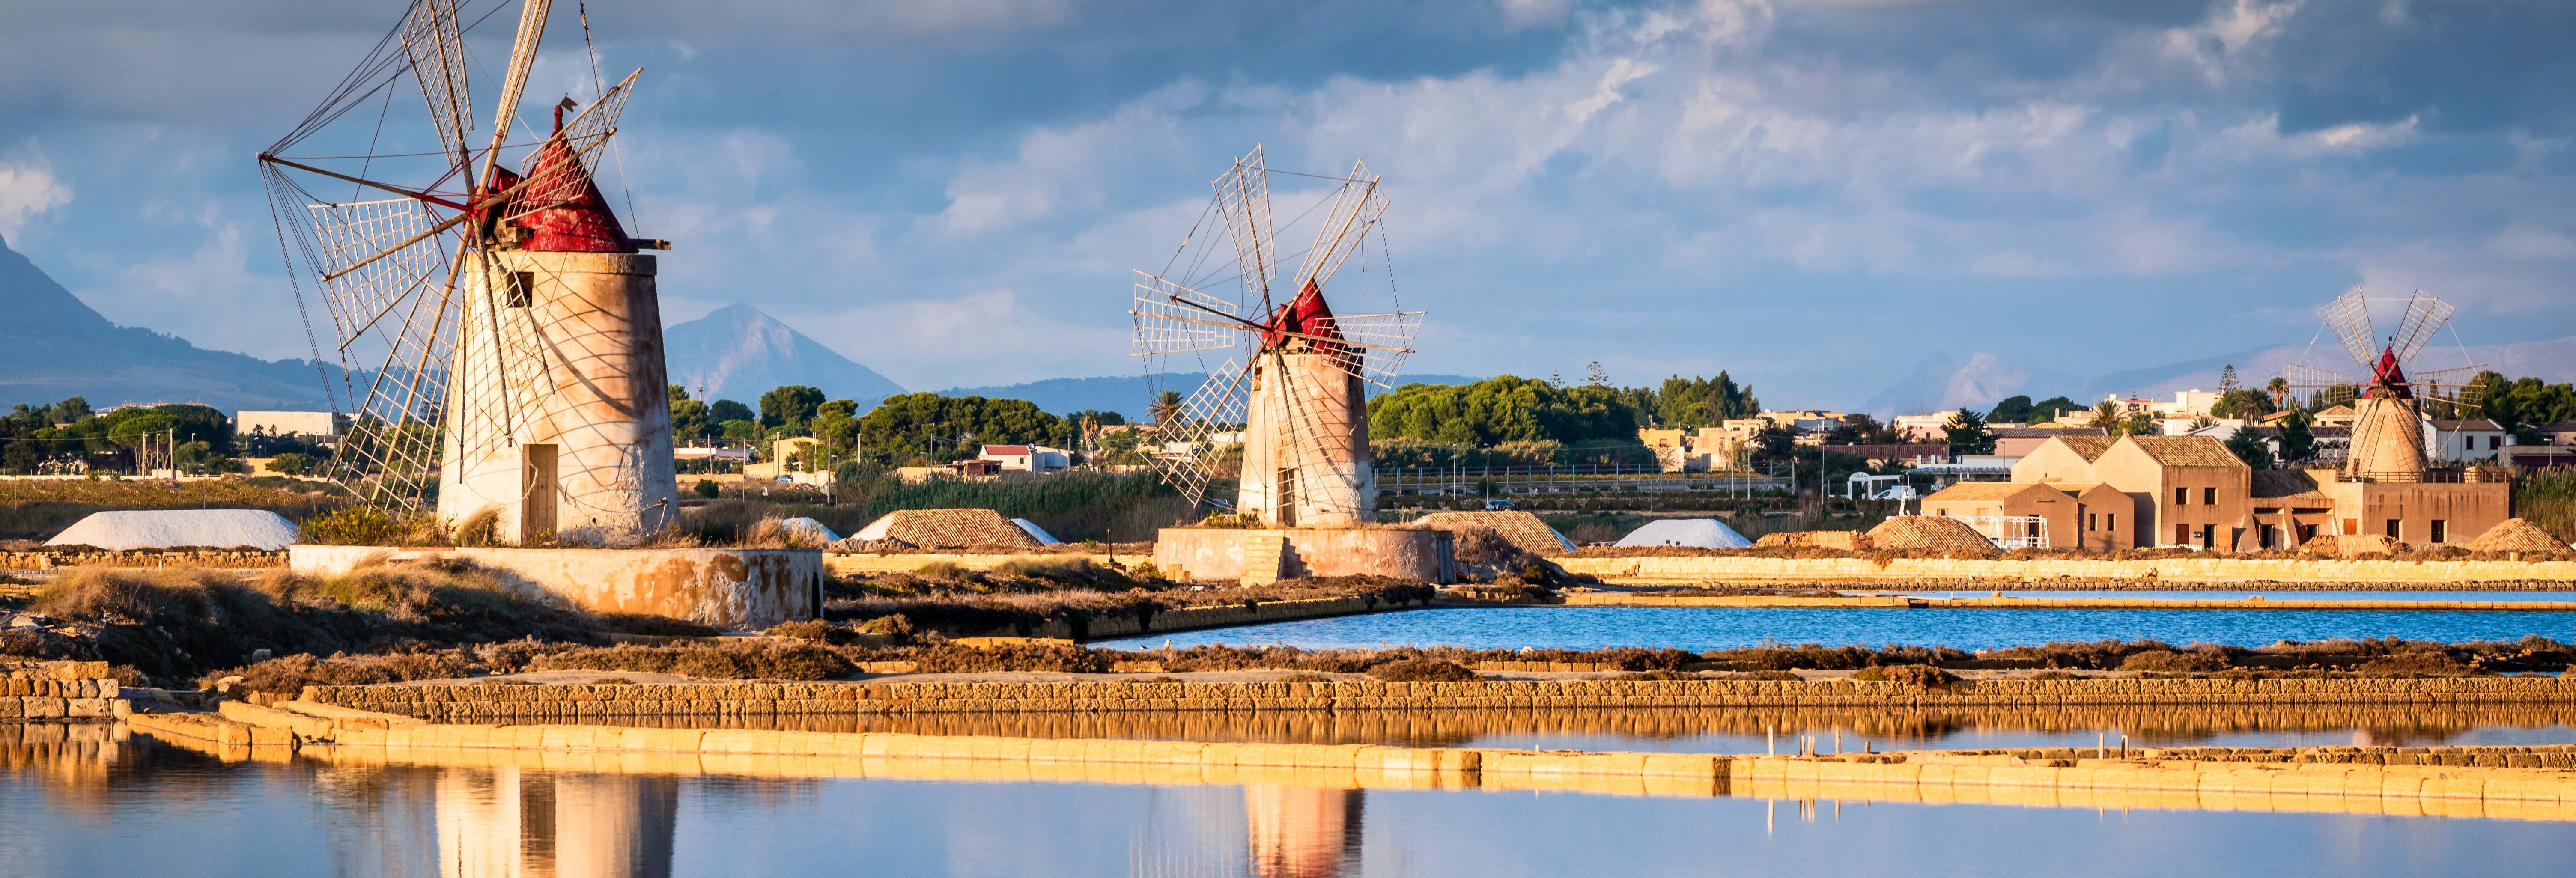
left=2250, top=469, right=2332, bottom=503
left=2049, top=436, right=2118, bottom=462
left=1923, top=482, right=2042, bottom=501
left=2124, top=435, right=2247, bottom=468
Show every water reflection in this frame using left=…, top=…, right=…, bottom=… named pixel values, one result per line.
left=1246, top=786, right=1362, bottom=878
left=435, top=768, right=677, bottom=878
left=9, top=722, right=2576, bottom=877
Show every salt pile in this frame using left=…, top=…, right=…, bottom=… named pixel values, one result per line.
left=1615, top=518, right=1752, bottom=549
left=2469, top=518, right=2570, bottom=554
left=45, top=509, right=302, bottom=551
left=1411, top=510, right=1578, bottom=554
left=850, top=509, right=1041, bottom=549
left=1864, top=516, right=2000, bottom=556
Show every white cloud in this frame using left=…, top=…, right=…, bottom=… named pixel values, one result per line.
left=2160, top=0, right=2304, bottom=84
left=0, top=156, right=72, bottom=241
left=799, top=289, right=1127, bottom=388
left=1497, top=0, right=1573, bottom=30
left=2486, top=223, right=2576, bottom=261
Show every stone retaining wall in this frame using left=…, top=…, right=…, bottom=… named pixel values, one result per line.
left=0, top=661, right=128, bottom=721
left=826, top=553, right=1116, bottom=575
left=306, top=675, right=2576, bottom=720
left=1556, top=555, right=2576, bottom=586
left=0, top=550, right=286, bottom=570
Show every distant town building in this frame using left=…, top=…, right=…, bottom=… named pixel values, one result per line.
left=2428, top=419, right=2510, bottom=463
left=1920, top=481, right=2134, bottom=551
left=978, top=444, right=1070, bottom=473
left=235, top=410, right=342, bottom=439
left=1891, top=414, right=1950, bottom=442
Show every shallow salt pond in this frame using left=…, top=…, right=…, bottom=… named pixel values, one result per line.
left=6, top=734, right=2574, bottom=878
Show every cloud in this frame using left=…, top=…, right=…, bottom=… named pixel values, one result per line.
left=1497, top=0, right=1574, bottom=30
left=798, top=289, right=1127, bottom=388
left=0, top=155, right=72, bottom=240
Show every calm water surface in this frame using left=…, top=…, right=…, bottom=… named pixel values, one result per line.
left=1094, top=607, right=2576, bottom=652
left=6, top=735, right=2575, bottom=878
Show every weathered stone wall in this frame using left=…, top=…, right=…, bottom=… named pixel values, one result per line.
left=0, top=550, right=285, bottom=570
left=0, top=661, right=127, bottom=720
left=306, top=675, right=2576, bottom=720
left=288, top=545, right=821, bottom=629
left=1555, top=555, right=2576, bottom=586
left=1153, top=527, right=1453, bottom=582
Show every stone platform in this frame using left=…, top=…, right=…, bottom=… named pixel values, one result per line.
left=1152, top=527, right=1454, bottom=583
left=288, top=545, right=822, bottom=629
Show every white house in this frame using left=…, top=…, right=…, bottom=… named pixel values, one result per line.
left=978, top=444, right=1072, bottom=473
left=235, top=410, right=342, bottom=439
left=2428, top=419, right=2511, bottom=464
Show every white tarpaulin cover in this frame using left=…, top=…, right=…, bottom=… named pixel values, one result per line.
left=775, top=517, right=841, bottom=542
left=46, top=509, right=303, bottom=551
left=1009, top=518, right=1061, bottom=545
left=1614, top=518, right=1752, bottom=549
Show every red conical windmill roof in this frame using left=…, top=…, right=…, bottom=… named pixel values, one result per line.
left=1260, top=278, right=1345, bottom=356
left=501, top=103, right=632, bottom=253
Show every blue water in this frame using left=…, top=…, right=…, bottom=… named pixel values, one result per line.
left=1886, top=589, right=2576, bottom=602
left=8, top=738, right=2576, bottom=877
left=1094, top=607, right=2576, bottom=651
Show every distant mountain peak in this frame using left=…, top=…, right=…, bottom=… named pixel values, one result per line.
left=0, top=235, right=332, bottom=411
left=662, top=302, right=905, bottom=407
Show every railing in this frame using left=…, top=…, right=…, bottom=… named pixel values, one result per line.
left=1939, top=514, right=2050, bottom=549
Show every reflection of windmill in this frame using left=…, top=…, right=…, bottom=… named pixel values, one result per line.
left=1131, top=146, right=1422, bottom=526
left=2279, top=289, right=2484, bottom=482
left=260, top=0, right=680, bottom=543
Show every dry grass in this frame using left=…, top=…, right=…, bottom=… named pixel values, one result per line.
left=528, top=640, right=856, bottom=680
left=1365, top=658, right=1476, bottom=682
left=213, top=650, right=476, bottom=696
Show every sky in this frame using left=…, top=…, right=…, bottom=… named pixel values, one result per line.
left=2, top=0, right=2572, bottom=410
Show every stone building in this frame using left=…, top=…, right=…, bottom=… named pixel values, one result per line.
left=2012, top=434, right=2509, bottom=550
left=1920, top=480, right=2135, bottom=551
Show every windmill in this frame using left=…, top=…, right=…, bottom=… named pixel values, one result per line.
left=1131, top=146, right=1423, bottom=527
left=260, top=0, right=680, bottom=544
left=2278, top=289, right=2484, bottom=482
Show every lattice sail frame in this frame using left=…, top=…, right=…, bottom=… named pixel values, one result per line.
left=261, top=0, right=641, bottom=512
left=2277, top=289, right=2489, bottom=473
left=1130, top=146, right=1425, bottom=510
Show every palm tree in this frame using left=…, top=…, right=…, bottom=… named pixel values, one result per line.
left=2266, top=376, right=2290, bottom=408
left=1149, top=390, right=1184, bottom=426
left=2092, top=399, right=2124, bottom=431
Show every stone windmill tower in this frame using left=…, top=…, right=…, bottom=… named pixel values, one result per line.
left=1132, top=146, right=1423, bottom=527
left=260, top=0, right=677, bottom=544
left=2282, top=289, right=2485, bottom=482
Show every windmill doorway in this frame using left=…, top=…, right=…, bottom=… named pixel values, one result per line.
left=1276, top=469, right=1298, bottom=527
left=523, top=444, right=558, bottom=539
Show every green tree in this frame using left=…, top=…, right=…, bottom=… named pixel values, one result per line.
left=2092, top=399, right=2124, bottom=432
left=668, top=384, right=710, bottom=441
left=1367, top=375, right=1652, bottom=446
left=759, top=385, right=826, bottom=429
left=2225, top=426, right=2275, bottom=470
left=1653, top=372, right=1759, bottom=426
left=2218, top=364, right=2240, bottom=393
left=2266, top=376, right=2290, bottom=408
left=2470, top=371, right=2576, bottom=433
left=1987, top=395, right=2035, bottom=425
left=1944, top=407, right=1995, bottom=455
left=2212, top=388, right=2275, bottom=420
left=1751, top=425, right=1796, bottom=463
left=267, top=452, right=313, bottom=475
left=720, top=420, right=759, bottom=441
left=2027, top=396, right=2082, bottom=424
left=856, top=393, right=1073, bottom=464
left=2277, top=410, right=2318, bottom=465
left=1149, top=390, right=1184, bottom=425
left=709, top=399, right=754, bottom=426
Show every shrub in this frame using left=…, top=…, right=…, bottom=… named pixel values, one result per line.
left=301, top=506, right=407, bottom=546
left=453, top=506, right=500, bottom=547
left=596, top=613, right=722, bottom=638
left=210, top=650, right=475, bottom=697
left=1365, top=658, right=1476, bottom=682
left=530, top=641, right=855, bottom=680
left=2356, top=651, right=2476, bottom=677
left=903, top=643, right=1110, bottom=674
left=1852, top=664, right=1955, bottom=688
left=695, top=479, right=721, bottom=499
left=2119, top=649, right=2230, bottom=673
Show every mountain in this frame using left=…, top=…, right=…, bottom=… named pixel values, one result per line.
left=662, top=303, right=906, bottom=409
left=937, top=373, right=1487, bottom=420
left=1866, top=335, right=2576, bottom=417
left=0, top=235, right=336, bottom=411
